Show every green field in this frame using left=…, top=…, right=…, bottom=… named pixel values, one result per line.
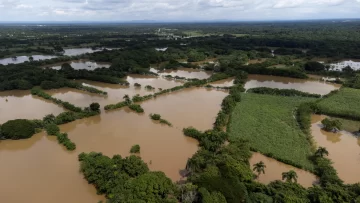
left=228, top=93, right=316, bottom=170
left=318, top=88, right=360, bottom=120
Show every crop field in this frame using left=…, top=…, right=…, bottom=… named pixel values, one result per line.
left=228, top=93, right=316, bottom=170
left=318, top=88, right=360, bottom=120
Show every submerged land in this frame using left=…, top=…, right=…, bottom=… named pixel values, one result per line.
left=1, top=21, right=360, bottom=203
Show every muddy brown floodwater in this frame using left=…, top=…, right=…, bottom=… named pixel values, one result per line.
left=0, top=90, right=65, bottom=124
left=0, top=84, right=227, bottom=203
left=250, top=153, right=318, bottom=188
left=0, top=132, right=105, bottom=203
left=311, top=115, right=360, bottom=184
left=210, top=75, right=341, bottom=95
left=45, top=75, right=184, bottom=108
left=150, top=68, right=212, bottom=79
left=245, top=75, right=341, bottom=95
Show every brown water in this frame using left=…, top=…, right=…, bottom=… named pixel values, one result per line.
left=150, top=68, right=212, bottom=79
left=250, top=153, right=317, bottom=188
left=0, top=85, right=226, bottom=203
left=46, top=75, right=184, bottom=108
left=0, top=132, right=105, bottom=203
left=0, top=90, right=65, bottom=124
left=311, top=115, right=360, bottom=184
left=245, top=75, right=341, bottom=95
left=48, top=60, right=111, bottom=70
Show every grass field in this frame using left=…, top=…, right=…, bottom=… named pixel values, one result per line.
left=318, top=88, right=360, bottom=120
left=228, top=93, right=316, bottom=170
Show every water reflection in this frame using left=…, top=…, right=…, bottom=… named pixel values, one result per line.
left=0, top=90, right=65, bottom=124
left=311, top=114, right=360, bottom=184
left=0, top=55, right=56, bottom=65
left=250, top=152, right=317, bottom=188
left=49, top=60, right=111, bottom=70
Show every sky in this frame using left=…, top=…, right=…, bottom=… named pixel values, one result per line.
left=0, top=0, right=360, bottom=22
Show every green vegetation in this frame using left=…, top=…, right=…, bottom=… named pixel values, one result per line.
left=321, top=118, right=342, bottom=132
left=89, top=102, right=100, bottom=112
left=45, top=123, right=60, bottom=136
left=0, top=119, right=36, bottom=140
left=247, top=87, right=321, bottom=98
left=315, top=147, right=329, bottom=158
left=253, top=161, right=266, bottom=178
left=183, top=128, right=228, bottom=152
left=317, top=88, right=360, bottom=120
left=57, top=133, right=76, bottom=151
left=129, top=104, right=144, bottom=113
left=78, top=152, right=177, bottom=202
left=228, top=93, right=316, bottom=170
left=282, top=170, right=298, bottom=183
left=130, top=144, right=140, bottom=153
left=149, top=113, right=172, bottom=127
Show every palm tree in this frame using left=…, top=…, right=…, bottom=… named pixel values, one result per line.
left=123, top=94, right=131, bottom=104
left=315, top=147, right=329, bottom=158
left=282, top=170, right=298, bottom=183
left=253, top=161, right=266, bottom=178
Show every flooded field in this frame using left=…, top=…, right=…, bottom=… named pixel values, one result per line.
left=311, top=115, right=360, bottom=184
left=245, top=75, right=341, bottom=95
left=0, top=77, right=226, bottom=202
left=46, top=75, right=184, bottom=108
left=0, top=132, right=105, bottom=203
left=0, top=55, right=57, bottom=65
left=49, top=60, right=111, bottom=70
left=250, top=152, right=317, bottom=188
left=150, top=68, right=212, bottom=79
left=0, top=90, right=65, bottom=124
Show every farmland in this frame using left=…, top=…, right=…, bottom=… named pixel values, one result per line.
left=228, top=93, right=316, bottom=170
left=317, top=88, right=360, bottom=120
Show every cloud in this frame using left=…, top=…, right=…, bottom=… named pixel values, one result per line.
left=0, top=0, right=359, bottom=21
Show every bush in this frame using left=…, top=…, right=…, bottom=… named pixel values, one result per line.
left=0, top=119, right=36, bottom=140
left=247, top=87, right=321, bottom=98
left=57, top=133, right=76, bottom=151
left=90, top=102, right=100, bottom=111
left=159, top=119, right=172, bottom=127
left=150, top=114, right=161, bottom=120
left=45, top=123, right=60, bottom=136
left=130, top=144, right=140, bottom=153
left=129, top=104, right=144, bottom=113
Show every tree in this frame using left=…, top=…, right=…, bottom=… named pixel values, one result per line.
left=253, top=161, right=266, bottom=178
left=0, top=119, right=36, bottom=140
left=315, top=147, right=329, bottom=158
left=90, top=102, right=100, bottom=111
left=282, top=170, right=298, bottom=183
left=321, top=118, right=342, bottom=132
left=43, top=114, right=56, bottom=125
left=123, top=94, right=131, bottom=105
left=29, top=56, right=34, bottom=62
left=130, top=144, right=140, bottom=153
left=304, top=61, right=325, bottom=72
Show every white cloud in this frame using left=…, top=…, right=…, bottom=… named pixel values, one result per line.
left=0, top=0, right=359, bottom=21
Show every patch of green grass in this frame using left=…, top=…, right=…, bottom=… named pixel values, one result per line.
left=318, top=88, right=360, bottom=120
left=228, top=93, right=316, bottom=170
left=333, top=117, right=360, bottom=133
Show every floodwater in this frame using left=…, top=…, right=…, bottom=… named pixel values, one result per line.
left=250, top=152, right=318, bottom=188
left=0, top=68, right=230, bottom=203
left=311, top=115, right=360, bottom=184
left=0, top=90, right=65, bottom=124
left=245, top=75, right=341, bottom=95
left=49, top=60, right=111, bottom=70
left=150, top=68, right=212, bottom=79
left=210, top=77, right=235, bottom=87
left=63, top=48, right=102, bottom=56
left=46, top=75, right=184, bottom=108
left=0, top=132, right=105, bottom=203
left=0, top=86, right=227, bottom=203
left=0, top=55, right=56, bottom=65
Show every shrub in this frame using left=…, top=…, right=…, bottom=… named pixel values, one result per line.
left=45, top=123, right=60, bottom=136
left=57, top=133, right=76, bottom=151
left=130, top=144, right=140, bottom=153
left=129, top=104, right=144, bottom=113
left=90, top=102, right=100, bottom=111
left=0, top=119, right=36, bottom=140
left=150, top=114, right=161, bottom=120
left=134, top=83, right=141, bottom=87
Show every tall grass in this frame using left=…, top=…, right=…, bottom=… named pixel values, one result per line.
left=228, top=93, right=316, bottom=171
left=317, top=88, right=360, bottom=120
